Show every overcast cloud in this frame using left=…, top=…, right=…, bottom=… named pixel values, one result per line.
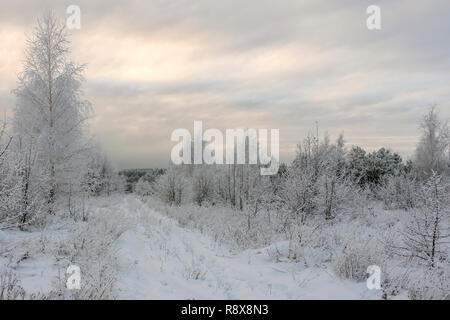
left=0, top=0, right=449, bottom=168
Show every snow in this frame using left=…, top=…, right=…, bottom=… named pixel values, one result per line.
left=1, top=195, right=382, bottom=299
left=0, top=226, right=69, bottom=297
left=0, top=230, right=7, bottom=242
left=112, top=196, right=380, bottom=299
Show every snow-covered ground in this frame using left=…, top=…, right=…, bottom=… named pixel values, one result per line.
left=1, top=195, right=382, bottom=299
left=113, top=196, right=380, bottom=299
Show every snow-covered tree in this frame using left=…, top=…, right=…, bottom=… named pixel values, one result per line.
left=415, top=107, right=449, bottom=179
left=192, top=165, right=214, bottom=206
left=157, top=165, right=189, bottom=206
left=0, top=120, right=12, bottom=162
left=346, top=146, right=368, bottom=187
left=12, top=11, right=91, bottom=213
left=82, top=146, right=124, bottom=196
left=0, top=119, right=47, bottom=228
left=377, top=173, right=420, bottom=210
left=399, top=172, right=450, bottom=267
left=282, top=165, right=317, bottom=223
left=283, top=130, right=354, bottom=221
left=346, top=146, right=404, bottom=188
left=366, top=148, right=403, bottom=186
left=135, top=176, right=153, bottom=197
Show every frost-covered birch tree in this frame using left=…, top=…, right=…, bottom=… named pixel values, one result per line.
left=415, top=107, right=449, bottom=179
left=12, top=12, right=91, bottom=213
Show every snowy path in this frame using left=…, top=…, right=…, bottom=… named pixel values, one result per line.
left=113, top=196, right=379, bottom=299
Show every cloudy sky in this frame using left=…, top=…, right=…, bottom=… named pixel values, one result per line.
left=0, top=0, right=449, bottom=168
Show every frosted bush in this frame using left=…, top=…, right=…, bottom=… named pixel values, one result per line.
left=407, top=267, right=449, bottom=300
left=334, top=239, right=382, bottom=281
left=49, top=197, right=133, bottom=299
left=377, top=174, right=419, bottom=210
left=183, top=259, right=207, bottom=280
left=0, top=271, right=25, bottom=300
left=381, top=265, right=450, bottom=300
left=135, top=177, right=153, bottom=197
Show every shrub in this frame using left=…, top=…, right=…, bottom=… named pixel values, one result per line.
left=334, top=239, right=381, bottom=281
